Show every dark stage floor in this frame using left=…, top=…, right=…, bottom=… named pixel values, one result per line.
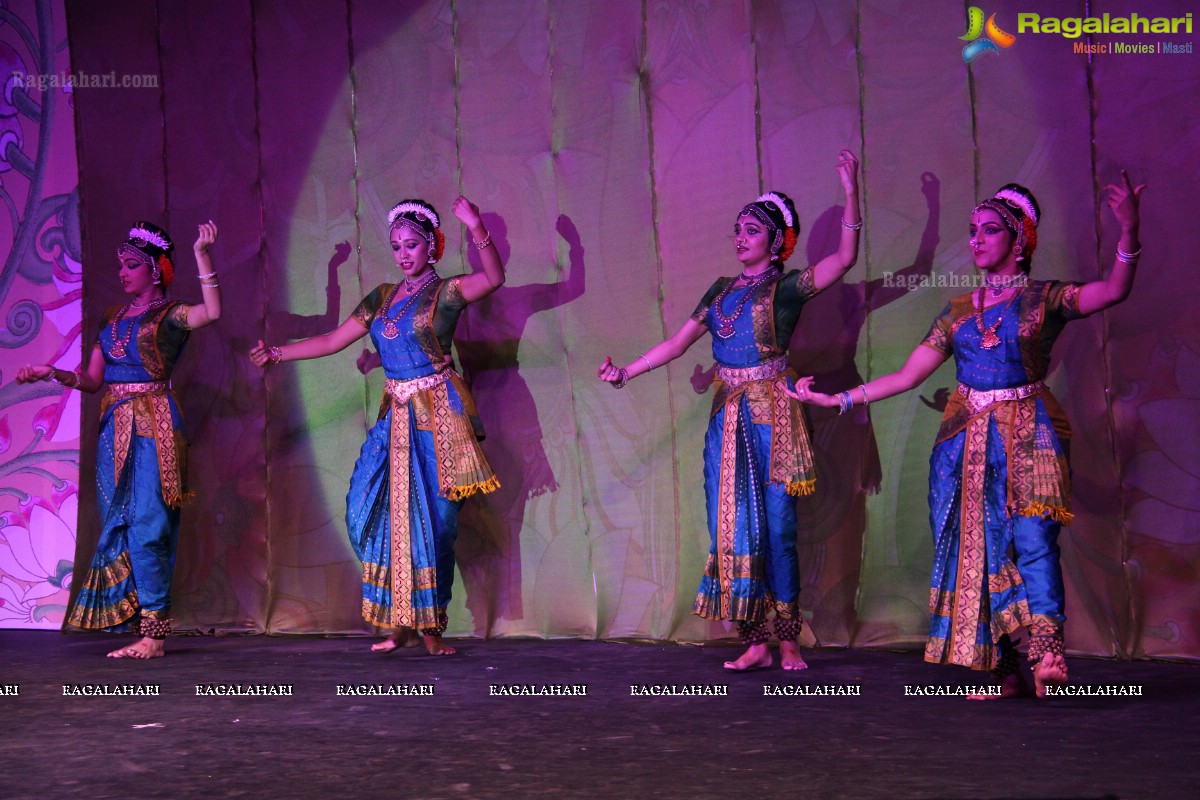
left=1, top=631, right=1196, bottom=799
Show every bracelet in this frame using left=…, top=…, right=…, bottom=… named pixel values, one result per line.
left=1116, top=246, right=1141, bottom=263
left=840, top=218, right=863, bottom=231
left=614, top=367, right=629, bottom=389
left=53, top=369, right=80, bottom=389
left=638, top=354, right=655, bottom=372
left=197, top=271, right=218, bottom=280
left=200, top=279, right=220, bottom=288
left=836, top=390, right=854, bottom=415
left=858, top=384, right=870, bottom=406
left=268, top=346, right=283, bottom=365
left=473, top=232, right=493, bottom=250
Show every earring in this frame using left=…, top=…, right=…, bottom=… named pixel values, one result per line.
left=1014, top=247, right=1024, bottom=261
left=152, top=267, right=162, bottom=284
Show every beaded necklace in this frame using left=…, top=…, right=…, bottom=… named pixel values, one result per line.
left=712, top=266, right=780, bottom=339
left=107, top=298, right=167, bottom=358
left=380, top=272, right=438, bottom=340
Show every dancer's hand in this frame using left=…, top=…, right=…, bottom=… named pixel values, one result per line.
left=15, top=364, right=53, bottom=383
left=783, top=376, right=838, bottom=408
left=194, top=220, right=218, bottom=254
left=597, top=356, right=626, bottom=387
left=356, top=348, right=381, bottom=375
left=249, top=339, right=278, bottom=368
left=836, top=150, right=860, bottom=197
left=451, top=195, right=483, bottom=230
left=1104, top=169, right=1144, bottom=231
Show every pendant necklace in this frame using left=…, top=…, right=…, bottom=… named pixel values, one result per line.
left=108, top=298, right=166, bottom=358
left=381, top=273, right=438, bottom=340
left=712, top=266, right=779, bottom=339
left=975, top=285, right=1022, bottom=350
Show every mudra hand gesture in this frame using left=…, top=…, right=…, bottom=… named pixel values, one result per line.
left=15, top=364, right=55, bottom=383
left=194, top=220, right=218, bottom=253
left=249, top=340, right=278, bottom=368
left=451, top=195, right=483, bottom=229
left=783, top=376, right=837, bottom=408
left=1104, top=169, right=1144, bottom=229
left=596, top=356, right=626, bottom=388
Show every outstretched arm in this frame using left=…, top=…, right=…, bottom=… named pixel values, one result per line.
left=454, top=196, right=506, bottom=303
left=180, top=221, right=222, bottom=329
left=15, top=343, right=107, bottom=393
left=788, top=343, right=948, bottom=410
left=597, top=318, right=708, bottom=387
left=1076, top=169, right=1144, bottom=316
left=249, top=315, right=370, bottom=367
left=811, top=149, right=862, bottom=292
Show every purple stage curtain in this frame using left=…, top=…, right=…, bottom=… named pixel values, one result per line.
left=45, top=0, right=1200, bottom=659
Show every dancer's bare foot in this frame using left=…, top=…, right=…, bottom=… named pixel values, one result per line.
left=371, top=632, right=404, bottom=653
left=107, top=637, right=164, bottom=659
left=422, top=634, right=456, bottom=656
left=967, top=671, right=1031, bottom=700
left=779, top=640, right=808, bottom=671
left=1033, top=652, right=1068, bottom=698
left=723, top=643, right=772, bottom=671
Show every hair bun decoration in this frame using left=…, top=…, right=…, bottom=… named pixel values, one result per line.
left=1021, top=218, right=1038, bottom=257
left=387, top=201, right=441, bottom=229
left=777, top=228, right=798, bottom=263
left=755, top=192, right=795, bottom=229
left=128, top=225, right=172, bottom=251
left=993, top=187, right=1039, bottom=225
left=157, top=254, right=175, bottom=288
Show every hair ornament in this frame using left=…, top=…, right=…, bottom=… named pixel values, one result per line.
left=388, top=201, right=440, bottom=229
left=755, top=192, right=795, bottom=229
left=128, top=226, right=171, bottom=251
left=777, top=228, right=798, bottom=262
left=993, top=188, right=1039, bottom=225
left=157, top=254, right=175, bottom=288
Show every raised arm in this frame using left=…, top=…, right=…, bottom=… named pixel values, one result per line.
left=811, top=149, right=862, bottom=292
left=249, top=314, right=370, bottom=367
left=179, top=221, right=221, bottom=329
left=597, top=317, right=708, bottom=387
left=1076, top=169, right=1144, bottom=317
left=453, top=196, right=506, bottom=303
left=788, top=342, right=949, bottom=410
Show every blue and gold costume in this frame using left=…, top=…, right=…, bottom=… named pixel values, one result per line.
left=347, top=278, right=497, bottom=632
left=68, top=301, right=192, bottom=632
left=689, top=266, right=820, bottom=634
left=920, top=279, right=1083, bottom=670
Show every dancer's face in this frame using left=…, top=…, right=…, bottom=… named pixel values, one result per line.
left=118, top=251, right=155, bottom=296
left=969, top=208, right=1018, bottom=272
left=391, top=226, right=434, bottom=279
left=733, top=213, right=771, bottom=267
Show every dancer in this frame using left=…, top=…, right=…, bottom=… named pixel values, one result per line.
left=251, top=196, right=502, bottom=655
left=18, top=220, right=221, bottom=658
left=788, top=174, right=1143, bottom=696
left=598, top=151, right=861, bottom=670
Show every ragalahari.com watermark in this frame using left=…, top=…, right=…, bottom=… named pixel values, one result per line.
left=9, top=71, right=159, bottom=92
left=881, top=272, right=1025, bottom=291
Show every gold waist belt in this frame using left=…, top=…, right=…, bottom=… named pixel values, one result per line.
left=957, top=381, right=1046, bottom=415
left=717, top=356, right=789, bottom=387
left=384, top=369, right=452, bottom=405
left=106, top=380, right=169, bottom=401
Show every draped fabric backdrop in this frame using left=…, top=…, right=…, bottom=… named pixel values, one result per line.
left=0, top=0, right=82, bottom=629
left=16, top=0, right=1195, bottom=658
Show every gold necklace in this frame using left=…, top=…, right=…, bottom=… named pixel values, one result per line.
left=108, top=299, right=166, bottom=358
left=975, top=286, right=1022, bottom=349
